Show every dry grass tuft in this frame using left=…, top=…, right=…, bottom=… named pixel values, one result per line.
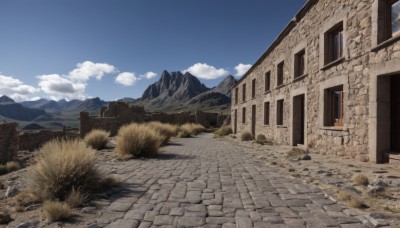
left=256, top=134, right=267, bottom=145
left=285, top=148, right=306, bottom=159
left=241, top=131, right=253, bottom=141
left=147, top=122, right=178, bottom=145
left=42, top=201, right=73, bottom=223
left=65, top=188, right=87, bottom=208
left=84, top=129, right=110, bottom=150
left=337, top=191, right=367, bottom=208
left=214, top=125, right=233, bottom=137
left=27, top=139, right=101, bottom=201
left=13, top=192, right=41, bottom=209
left=352, top=174, right=369, bottom=186
left=178, top=123, right=206, bottom=138
left=116, top=123, right=163, bottom=158
left=0, top=161, right=21, bottom=175
left=101, top=175, right=121, bottom=188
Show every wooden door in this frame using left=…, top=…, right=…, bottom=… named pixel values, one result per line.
left=234, top=109, right=237, bottom=134
left=300, top=95, right=305, bottom=144
left=391, top=76, right=400, bottom=152
left=251, top=105, right=256, bottom=136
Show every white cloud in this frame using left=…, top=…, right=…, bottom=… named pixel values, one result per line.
left=115, top=72, right=139, bottom=86
left=140, top=71, right=157, bottom=79
left=37, top=74, right=87, bottom=100
left=68, top=61, right=116, bottom=81
left=234, top=63, right=252, bottom=77
left=0, top=75, right=39, bottom=101
left=184, top=63, right=229, bottom=80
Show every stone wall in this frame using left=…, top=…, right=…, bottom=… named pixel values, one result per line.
left=231, top=0, right=400, bottom=163
left=0, top=122, right=19, bottom=164
left=18, top=130, right=65, bottom=151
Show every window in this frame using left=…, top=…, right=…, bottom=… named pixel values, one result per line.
left=251, top=79, right=256, bottom=98
left=235, top=88, right=238, bottom=104
left=276, top=99, right=284, bottom=125
left=387, top=0, right=400, bottom=38
left=264, top=71, right=271, bottom=92
left=326, top=23, right=343, bottom=64
left=264, top=102, right=270, bottom=125
left=277, top=62, right=284, bottom=86
left=325, top=86, right=344, bottom=127
left=242, top=84, right=246, bottom=102
left=242, top=107, right=246, bottom=124
left=294, top=49, right=306, bottom=78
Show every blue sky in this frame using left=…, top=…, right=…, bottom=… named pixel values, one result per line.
left=0, top=0, right=305, bottom=101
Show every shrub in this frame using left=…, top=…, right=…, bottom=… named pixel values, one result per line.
left=215, top=125, right=233, bottom=137
left=286, top=148, right=306, bottom=160
left=0, top=161, right=21, bottom=175
left=256, top=134, right=267, bottom=144
left=147, top=122, right=177, bottom=145
left=191, top=124, right=206, bottom=135
left=337, top=191, right=366, bottom=209
left=0, top=165, right=6, bottom=175
left=116, top=123, right=163, bottom=158
left=178, top=124, right=194, bottom=138
left=13, top=192, right=41, bottom=210
left=241, top=131, right=253, bottom=141
left=100, top=175, right=121, bottom=188
left=42, top=201, right=73, bottom=223
left=84, top=129, right=110, bottom=150
left=65, top=188, right=87, bottom=208
left=27, top=139, right=101, bottom=201
left=352, top=174, right=369, bottom=186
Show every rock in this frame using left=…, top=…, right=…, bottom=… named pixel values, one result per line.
left=390, top=180, right=400, bottom=187
left=0, top=211, right=11, bottom=224
left=25, top=204, right=41, bottom=211
left=300, top=154, right=311, bottom=160
left=303, top=168, right=309, bottom=171
left=324, top=172, right=333, bottom=177
left=82, top=207, right=97, bottom=214
left=342, top=184, right=358, bottom=193
left=367, top=185, right=385, bottom=194
left=5, top=185, right=18, bottom=198
left=372, top=170, right=388, bottom=174
left=370, top=179, right=389, bottom=187
left=18, top=219, right=40, bottom=228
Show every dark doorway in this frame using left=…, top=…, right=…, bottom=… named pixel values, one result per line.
left=234, top=109, right=237, bottom=134
left=293, top=94, right=305, bottom=146
left=251, top=105, right=256, bottom=136
left=391, top=76, right=400, bottom=152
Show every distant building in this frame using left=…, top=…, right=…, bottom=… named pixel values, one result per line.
left=231, top=0, right=400, bottom=163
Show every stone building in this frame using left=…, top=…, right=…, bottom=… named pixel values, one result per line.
left=231, top=0, right=400, bottom=163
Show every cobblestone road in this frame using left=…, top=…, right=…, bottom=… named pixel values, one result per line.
left=92, top=134, right=369, bottom=228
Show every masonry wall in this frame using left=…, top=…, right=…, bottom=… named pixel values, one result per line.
left=231, top=0, right=400, bottom=163
left=0, top=122, right=19, bottom=164
left=18, top=130, right=65, bottom=151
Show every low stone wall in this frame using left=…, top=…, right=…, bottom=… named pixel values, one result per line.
left=0, top=122, right=19, bottom=164
left=18, top=130, right=65, bottom=151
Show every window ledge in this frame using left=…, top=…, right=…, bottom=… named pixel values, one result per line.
left=263, top=125, right=270, bottom=127
left=319, top=126, right=344, bottom=131
left=276, top=125, right=287, bottom=129
left=241, top=101, right=247, bottom=104
left=251, top=97, right=256, bottom=100
left=264, top=90, right=271, bottom=95
left=321, top=57, right=345, bottom=71
left=275, top=84, right=285, bottom=90
left=371, top=35, right=400, bottom=52
left=293, top=74, right=308, bottom=82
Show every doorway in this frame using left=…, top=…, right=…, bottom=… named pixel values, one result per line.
left=293, top=94, right=305, bottom=146
left=391, top=76, right=400, bottom=152
left=234, top=109, right=237, bottom=134
left=251, top=105, right=256, bottom=136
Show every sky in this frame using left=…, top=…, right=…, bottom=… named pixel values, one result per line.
left=0, top=0, right=306, bottom=101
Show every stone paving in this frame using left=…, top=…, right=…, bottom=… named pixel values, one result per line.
left=90, top=134, right=372, bottom=228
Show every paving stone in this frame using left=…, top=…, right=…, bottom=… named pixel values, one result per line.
left=235, top=216, right=252, bottom=228
left=143, top=211, right=159, bottom=222
left=107, top=202, right=133, bottom=212
left=153, top=215, right=174, bottom=225
left=206, top=217, right=235, bottom=224
left=106, top=219, right=139, bottom=228
left=170, top=208, right=184, bottom=216
left=177, top=216, right=205, bottom=227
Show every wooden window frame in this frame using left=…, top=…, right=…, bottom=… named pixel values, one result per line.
left=276, top=99, right=284, bottom=126
left=264, top=71, right=271, bottom=92
left=294, top=49, right=306, bottom=78
left=251, top=79, right=256, bottom=98
left=242, top=83, right=246, bottom=102
left=264, top=102, right=270, bottom=125
left=325, top=86, right=344, bottom=127
left=234, top=87, right=238, bottom=104
left=242, top=107, right=246, bottom=124
left=326, top=23, right=344, bottom=64
left=277, top=62, right=284, bottom=87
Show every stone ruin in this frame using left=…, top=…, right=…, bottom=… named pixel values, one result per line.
left=0, top=122, right=19, bottom=165
left=80, top=101, right=229, bottom=137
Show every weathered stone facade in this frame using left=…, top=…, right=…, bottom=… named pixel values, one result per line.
left=81, top=102, right=228, bottom=137
left=18, top=130, right=65, bottom=151
left=0, top=122, right=19, bottom=164
left=231, top=0, right=400, bottom=163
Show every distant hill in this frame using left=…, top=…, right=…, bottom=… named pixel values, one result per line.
left=22, top=123, right=46, bottom=130
left=133, top=71, right=236, bottom=113
left=0, top=96, right=48, bottom=121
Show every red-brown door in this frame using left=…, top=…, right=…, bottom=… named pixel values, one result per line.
left=391, top=76, right=400, bottom=152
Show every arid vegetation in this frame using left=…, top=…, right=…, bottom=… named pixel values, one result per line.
left=84, top=129, right=110, bottom=150
left=240, top=131, right=253, bottom=141
left=177, top=123, right=206, bottom=138
left=214, top=125, right=232, bottom=137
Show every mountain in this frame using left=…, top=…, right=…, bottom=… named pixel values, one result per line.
left=0, top=96, right=48, bottom=121
left=136, top=71, right=236, bottom=113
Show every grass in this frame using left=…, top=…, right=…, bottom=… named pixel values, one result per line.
left=27, top=139, right=101, bottom=201
left=42, top=201, right=73, bottom=223
left=256, top=134, right=267, bottom=145
left=241, top=131, right=253, bottom=141
left=0, top=161, right=21, bottom=175
left=100, top=175, right=121, bottom=188
left=286, top=148, right=306, bottom=160
left=13, top=192, right=41, bottom=211
left=352, top=174, right=369, bottom=186
left=115, top=123, right=164, bottom=158
left=214, top=125, right=232, bottom=137
left=84, top=129, right=110, bottom=150
left=337, top=191, right=367, bottom=208
left=178, top=123, right=206, bottom=138
left=65, top=188, right=87, bottom=208
left=147, top=122, right=178, bottom=145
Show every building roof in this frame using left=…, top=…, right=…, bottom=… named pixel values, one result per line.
left=234, top=0, right=318, bottom=87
